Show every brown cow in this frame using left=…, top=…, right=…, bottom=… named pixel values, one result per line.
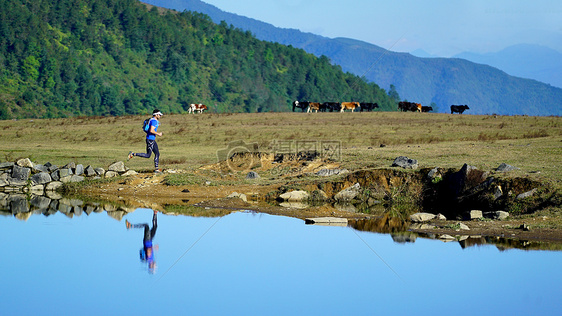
left=189, top=103, right=208, bottom=113
left=307, top=102, right=321, bottom=113
left=340, top=102, right=360, bottom=112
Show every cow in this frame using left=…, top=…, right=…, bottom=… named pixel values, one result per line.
left=398, top=102, right=421, bottom=112
left=360, top=102, right=379, bottom=112
left=292, top=101, right=309, bottom=112
left=307, top=102, right=321, bottom=113
left=421, top=106, right=433, bottom=112
left=340, top=102, right=360, bottom=112
left=322, top=102, right=340, bottom=112
left=450, top=105, right=470, bottom=114
left=188, top=103, right=208, bottom=113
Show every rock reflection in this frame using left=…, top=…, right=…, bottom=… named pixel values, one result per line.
left=0, top=192, right=134, bottom=220
left=348, top=213, right=410, bottom=234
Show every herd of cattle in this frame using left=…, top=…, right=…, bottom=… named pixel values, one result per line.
left=293, top=101, right=470, bottom=114
left=187, top=101, right=470, bottom=114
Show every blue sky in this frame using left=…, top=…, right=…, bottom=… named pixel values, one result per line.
left=202, top=0, right=562, bottom=56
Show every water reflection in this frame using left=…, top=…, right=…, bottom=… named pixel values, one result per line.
left=1, top=192, right=561, bottom=252
left=126, top=211, right=158, bottom=274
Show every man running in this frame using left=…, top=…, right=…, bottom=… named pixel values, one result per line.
left=128, top=109, right=163, bottom=173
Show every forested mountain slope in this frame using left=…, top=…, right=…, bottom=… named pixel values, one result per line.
left=0, top=0, right=394, bottom=119
left=148, top=0, right=562, bottom=115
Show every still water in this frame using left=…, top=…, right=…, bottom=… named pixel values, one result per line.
left=1, top=195, right=561, bottom=315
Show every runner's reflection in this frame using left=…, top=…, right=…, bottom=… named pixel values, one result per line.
left=126, top=210, right=158, bottom=273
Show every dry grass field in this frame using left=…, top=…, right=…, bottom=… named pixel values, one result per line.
left=1, top=112, right=561, bottom=188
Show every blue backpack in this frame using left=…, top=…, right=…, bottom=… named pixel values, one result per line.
left=142, top=118, right=151, bottom=133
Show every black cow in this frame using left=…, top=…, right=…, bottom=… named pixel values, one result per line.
left=360, top=102, right=379, bottom=112
left=292, top=101, right=309, bottom=112
left=398, top=102, right=420, bottom=112
left=322, top=102, right=341, bottom=112
left=450, top=105, right=470, bottom=114
left=421, top=106, right=433, bottom=112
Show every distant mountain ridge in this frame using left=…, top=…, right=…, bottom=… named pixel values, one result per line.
left=143, top=0, right=562, bottom=116
left=454, top=44, right=562, bottom=89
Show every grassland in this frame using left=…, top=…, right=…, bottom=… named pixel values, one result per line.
left=1, top=112, right=560, bottom=188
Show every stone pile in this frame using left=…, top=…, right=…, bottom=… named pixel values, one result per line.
left=0, top=158, right=136, bottom=194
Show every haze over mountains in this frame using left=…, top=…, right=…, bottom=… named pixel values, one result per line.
left=144, top=0, right=562, bottom=116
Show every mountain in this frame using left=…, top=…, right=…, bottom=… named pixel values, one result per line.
left=143, top=0, right=562, bottom=116
left=0, top=0, right=395, bottom=119
left=454, top=44, right=562, bottom=89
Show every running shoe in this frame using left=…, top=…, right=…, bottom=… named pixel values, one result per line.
left=125, top=220, right=132, bottom=229
left=154, top=169, right=162, bottom=174
left=127, top=151, right=134, bottom=161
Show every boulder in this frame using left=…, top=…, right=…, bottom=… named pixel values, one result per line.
left=85, top=165, right=97, bottom=177
left=410, top=212, right=436, bottom=222
left=16, top=158, right=34, bottom=168
left=108, top=161, right=126, bottom=173
left=467, top=210, right=483, bottom=220
left=33, top=164, right=49, bottom=173
left=496, top=163, right=520, bottom=172
left=75, top=164, right=84, bottom=176
left=278, top=190, right=310, bottom=202
left=121, top=170, right=137, bottom=177
left=334, top=183, right=361, bottom=201
left=517, top=188, right=537, bottom=199
left=12, top=165, right=31, bottom=181
left=104, top=171, right=119, bottom=178
left=31, top=172, right=52, bottom=185
left=392, top=156, right=418, bottom=169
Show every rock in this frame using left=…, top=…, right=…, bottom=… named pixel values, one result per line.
left=58, top=168, right=73, bottom=178
left=279, top=201, right=309, bottom=209
left=334, top=183, right=361, bottom=201
left=458, top=222, right=470, bottom=230
left=45, top=181, right=64, bottom=191
left=75, top=164, right=84, bottom=176
left=448, top=163, right=486, bottom=197
left=16, top=158, right=34, bottom=168
left=278, top=190, right=309, bottom=202
left=467, top=210, right=483, bottom=220
left=108, top=161, right=127, bottom=173
left=516, top=188, right=538, bottom=199
left=245, top=171, right=260, bottom=179
left=427, top=167, right=442, bottom=179
left=11, top=165, right=31, bottom=181
left=315, top=168, right=349, bottom=177
left=227, top=192, right=247, bottom=202
left=410, top=212, right=436, bottom=222
left=391, top=156, right=418, bottom=169
left=435, top=213, right=447, bottom=220
left=94, top=168, right=105, bottom=176
left=68, top=175, right=85, bottom=183
left=31, top=172, right=52, bottom=185
left=104, top=171, right=119, bottom=178
left=496, top=163, right=520, bottom=172
left=84, top=165, right=97, bottom=177
left=0, top=162, right=15, bottom=169
left=33, top=164, right=49, bottom=173
left=121, top=170, right=137, bottom=177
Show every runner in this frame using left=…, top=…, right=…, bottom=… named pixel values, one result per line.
left=128, top=109, right=163, bottom=173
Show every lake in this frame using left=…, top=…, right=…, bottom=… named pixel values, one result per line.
left=1, top=194, right=561, bottom=315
